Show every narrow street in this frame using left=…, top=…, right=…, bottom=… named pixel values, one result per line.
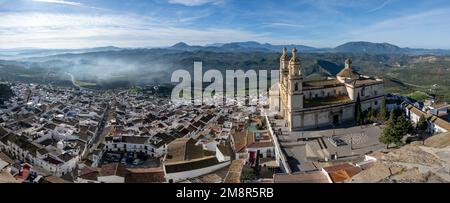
left=82, top=100, right=115, bottom=159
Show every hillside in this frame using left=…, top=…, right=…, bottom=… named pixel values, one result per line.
left=0, top=44, right=450, bottom=101
left=424, top=132, right=450, bottom=148
left=0, top=83, right=14, bottom=103
left=334, top=42, right=404, bottom=54
left=347, top=132, right=450, bottom=183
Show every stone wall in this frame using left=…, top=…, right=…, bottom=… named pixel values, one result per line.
left=304, top=86, right=347, bottom=99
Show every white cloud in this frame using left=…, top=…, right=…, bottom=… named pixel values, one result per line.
left=338, top=8, right=450, bottom=48
left=167, top=0, right=223, bottom=6
left=263, top=22, right=302, bottom=28
left=32, top=0, right=83, bottom=7
left=367, top=0, right=391, bottom=13
left=0, top=12, right=273, bottom=48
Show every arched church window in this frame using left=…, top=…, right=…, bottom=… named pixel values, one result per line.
left=294, top=83, right=299, bottom=91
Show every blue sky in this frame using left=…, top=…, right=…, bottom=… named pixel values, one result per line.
left=1, top=0, right=450, bottom=49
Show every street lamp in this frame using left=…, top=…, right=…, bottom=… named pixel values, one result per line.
left=332, top=124, right=336, bottom=138
left=350, top=136, right=353, bottom=150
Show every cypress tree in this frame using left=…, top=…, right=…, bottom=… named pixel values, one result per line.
left=355, top=94, right=362, bottom=125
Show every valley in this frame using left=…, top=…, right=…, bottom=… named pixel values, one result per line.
left=0, top=41, right=449, bottom=102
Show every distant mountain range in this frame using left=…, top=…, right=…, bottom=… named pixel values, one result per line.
left=171, top=41, right=450, bottom=55
left=169, top=41, right=324, bottom=53
left=334, top=42, right=450, bottom=55
left=0, top=46, right=122, bottom=60
left=2, top=41, right=450, bottom=60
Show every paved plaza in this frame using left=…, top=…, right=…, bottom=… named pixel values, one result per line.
left=267, top=112, right=386, bottom=172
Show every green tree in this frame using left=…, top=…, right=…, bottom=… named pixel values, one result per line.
left=379, top=99, right=388, bottom=123
left=379, top=110, right=412, bottom=148
left=260, top=117, right=267, bottom=130
left=417, top=115, right=428, bottom=131
left=398, top=114, right=413, bottom=136
left=355, top=95, right=363, bottom=125
left=365, top=109, right=378, bottom=124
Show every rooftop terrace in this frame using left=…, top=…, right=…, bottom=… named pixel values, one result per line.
left=304, top=95, right=352, bottom=108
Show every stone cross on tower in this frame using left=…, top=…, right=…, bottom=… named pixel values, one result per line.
left=290, top=48, right=299, bottom=62
left=345, top=58, right=352, bottom=69
left=289, top=48, right=300, bottom=76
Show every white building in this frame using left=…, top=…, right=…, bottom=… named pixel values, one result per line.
left=405, top=104, right=450, bottom=134
left=0, top=132, right=80, bottom=177
left=104, top=135, right=167, bottom=158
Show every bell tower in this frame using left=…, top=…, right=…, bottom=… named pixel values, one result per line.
left=288, top=48, right=303, bottom=110
left=280, top=48, right=289, bottom=88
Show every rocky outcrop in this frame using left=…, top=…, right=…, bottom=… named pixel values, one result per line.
left=346, top=132, right=450, bottom=183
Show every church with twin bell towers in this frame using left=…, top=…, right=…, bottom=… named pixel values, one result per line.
left=269, top=48, right=385, bottom=131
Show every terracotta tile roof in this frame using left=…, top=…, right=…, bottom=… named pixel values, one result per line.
left=247, top=141, right=274, bottom=148
left=125, top=167, right=166, bottom=183
left=224, top=160, right=244, bottom=183
left=199, top=174, right=222, bottom=183
left=353, top=78, right=383, bottom=87
left=232, top=131, right=255, bottom=153
left=165, top=156, right=220, bottom=173
left=166, top=138, right=204, bottom=163
left=217, top=142, right=232, bottom=157
left=0, top=171, right=18, bottom=183
left=304, top=95, right=352, bottom=108
left=43, top=175, right=71, bottom=183
left=58, top=153, right=75, bottom=162
left=328, top=170, right=351, bottom=183
left=78, top=166, right=99, bottom=181
left=303, top=78, right=345, bottom=90
left=322, top=163, right=362, bottom=183
left=431, top=102, right=449, bottom=109
left=121, top=136, right=150, bottom=144
left=0, top=152, right=14, bottom=164
left=433, top=116, right=450, bottom=131
left=273, top=171, right=331, bottom=183
left=100, top=163, right=128, bottom=177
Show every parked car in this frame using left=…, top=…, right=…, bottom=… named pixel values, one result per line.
left=132, top=159, right=143, bottom=166
left=329, top=137, right=348, bottom=147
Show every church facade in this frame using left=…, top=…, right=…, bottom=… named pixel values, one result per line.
left=269, top=48, right=385, bottom=131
